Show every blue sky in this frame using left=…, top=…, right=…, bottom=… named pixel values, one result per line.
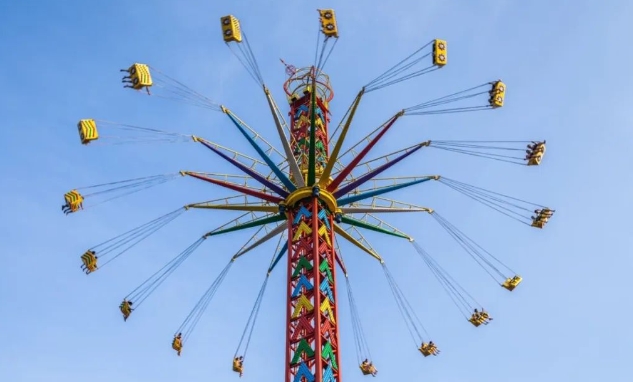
left=1, top=0, right=632, bottom=381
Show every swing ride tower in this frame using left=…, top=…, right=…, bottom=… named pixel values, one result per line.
left=283, top=67, right=341, bottom=382
left=64, top=8, right=557, bottom=382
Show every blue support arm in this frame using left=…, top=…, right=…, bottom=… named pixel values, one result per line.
left=197, top=139, right=289, bottom=197
left=338, top=176, right=437, bottom=206
left=267, top=242, right=289, bottom=273
left=334, top=143, right=427, bottom=198
left=223, top=107, right=297, bottom=192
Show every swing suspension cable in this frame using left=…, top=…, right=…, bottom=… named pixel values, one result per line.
left=125, top=237, right=206, bottom=309
left=429, top=140, right=530, bottom=165
left=432, top=213, right=515, bottom=283
left=77, top=174, right=179, bottom=197
left=334, top=237, right=372, bottom=365
left=334, top=236, right=373, bottom=364
left=403, top=83, right=493, bottom=115
left=381, top=263, right=430, bottom=346
left=314, top=26, right=338, bottom=73
left=149, top=66, right=222, bottom=111
left=234, top=233, right=285, bottom=360
left=234, top=276, right=269, bottom=361
left=345, top=275, right=372, bottom=364
left=93, top=119, right=192, bottom=143
left=364, top=40, right=436, bottom=92
left=175, top=260, right=234, bottom=343
left=411, top=241, right=479, bottom=318
left=439, top=177, right=544, bottom=225
left=228, top=32, right=265, bottom=86
left=92, top=208, right=185, bottom=268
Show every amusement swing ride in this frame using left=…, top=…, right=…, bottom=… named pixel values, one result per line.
left=65, top=9, right=554, bottom=382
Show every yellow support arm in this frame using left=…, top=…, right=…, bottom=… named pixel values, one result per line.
left=319, top=90, right=364, bottom=186
left=334, top=224, right=383, bottom=263
left=186, top=203, right=277, bottom=213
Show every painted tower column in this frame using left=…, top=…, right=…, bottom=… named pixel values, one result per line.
left=284, top=68, right=341, bottom=382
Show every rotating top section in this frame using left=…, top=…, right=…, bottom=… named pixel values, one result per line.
left=283, top=67, right=334, bottom=104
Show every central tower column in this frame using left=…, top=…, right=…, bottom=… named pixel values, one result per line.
left=284, top=68, right=341, bottom=382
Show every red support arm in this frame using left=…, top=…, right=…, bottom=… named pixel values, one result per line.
left=327, top=113, right=401, bottom=192
left=186, top=172, right=283, bottom=204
